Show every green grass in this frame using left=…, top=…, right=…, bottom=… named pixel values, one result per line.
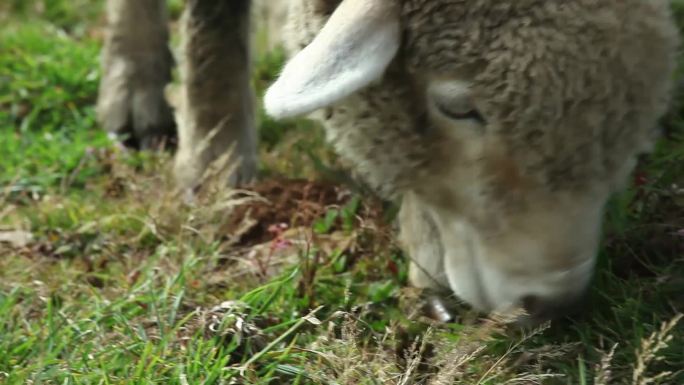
left=1, top=2, right=683, bottom=384
left=0, top=22, right=110, bottom=199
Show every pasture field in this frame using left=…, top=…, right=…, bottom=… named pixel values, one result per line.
left=0, top=1, right=683, bottom=384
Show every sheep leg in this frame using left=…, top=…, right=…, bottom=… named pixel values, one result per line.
left=174, top=0, right=258, bottom=189
left=399, top=192, right=455, bottom=322
left=97, top=0, right=176, bottom=150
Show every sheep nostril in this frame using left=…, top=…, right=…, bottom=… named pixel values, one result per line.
left=519, top=292, right=588, bottom=323
left=521, top=294, right=552, bottom=319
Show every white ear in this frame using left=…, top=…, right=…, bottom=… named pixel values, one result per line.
left=264, top=0, right=401, bottom=119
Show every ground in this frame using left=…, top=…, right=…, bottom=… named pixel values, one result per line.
left=1, top=1, right=683, bottom=384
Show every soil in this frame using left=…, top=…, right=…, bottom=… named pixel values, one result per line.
left=230, top=178, right=354, bottom=246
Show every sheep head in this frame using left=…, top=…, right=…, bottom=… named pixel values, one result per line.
left=265, top=0, right=679, bottom=323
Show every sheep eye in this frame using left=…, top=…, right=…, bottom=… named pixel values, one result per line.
left=435, top=102, right=486, bottom=124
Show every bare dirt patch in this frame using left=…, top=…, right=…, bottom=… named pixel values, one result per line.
left=230, top=178, right=354, bottom=247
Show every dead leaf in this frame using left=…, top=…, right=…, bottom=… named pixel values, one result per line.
left=0, top=230, right=33, bottom=248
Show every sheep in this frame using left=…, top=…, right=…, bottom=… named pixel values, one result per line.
left=265, top=0, right=680, bottom=323
left=97, top=0, right=679, bottom=324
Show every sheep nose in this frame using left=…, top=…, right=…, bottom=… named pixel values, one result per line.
left=520, top=293, right=587, bottom=324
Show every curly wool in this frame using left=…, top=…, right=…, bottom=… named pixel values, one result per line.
left=402, top=0, right=678, bottom=190
left=284, top=0, right=679, bottom=199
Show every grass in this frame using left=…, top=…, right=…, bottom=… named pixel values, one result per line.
left=1, top=1, right=683, bottom=384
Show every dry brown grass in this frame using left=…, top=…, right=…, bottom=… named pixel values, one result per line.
left=298, top=308, right=573, bottom=385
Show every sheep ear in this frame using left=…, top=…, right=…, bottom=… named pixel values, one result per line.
left=264, top=0, right=401, bottom=119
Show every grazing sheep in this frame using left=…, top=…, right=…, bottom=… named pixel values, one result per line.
left=98, top=0, right=679, bottom=324
left=265, top=0, right=679, bottom=323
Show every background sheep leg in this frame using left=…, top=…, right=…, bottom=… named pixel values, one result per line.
left=97, top=0, right=176, bottom=150
left=174, top=0, right=258, bottom=189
